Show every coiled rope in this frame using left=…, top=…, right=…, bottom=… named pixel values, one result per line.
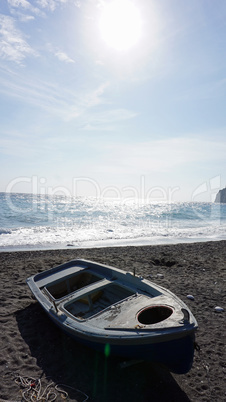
left=15, top=375, right=89, bottom=401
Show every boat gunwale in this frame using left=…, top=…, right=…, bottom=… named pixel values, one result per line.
left=47, top=306, right=197, bottom=344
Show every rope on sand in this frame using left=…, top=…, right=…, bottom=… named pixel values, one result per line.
left=14, top=375, right=89, bottom=401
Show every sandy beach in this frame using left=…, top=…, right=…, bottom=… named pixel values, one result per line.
left=0, top=241, right=225, bottom=401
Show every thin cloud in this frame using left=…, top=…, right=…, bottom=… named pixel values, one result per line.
left=0, top=14, right=37, bottom=63
left=6, top=0, right=79, bottom=19
left=54, top=50, right=75, bottom=63
left=46, top=43, right=75, bottom=63
left=8, top=0, right=35, bottom=10
left=36, top=0, right=72, bottom=12
left=0, top=67, right=111, bottom=121
left=81, top=108, right=137, bottom=131
left=7, top=0, right=43, bottom=17
left=0, top=74, right=80, bottom=118
left=46, top=43, right=75, bottom=64
left=14, top=13, right=35, bottom=22
left=80, top=82, right=109, bottom=109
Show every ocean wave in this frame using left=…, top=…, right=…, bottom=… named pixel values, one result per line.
left=0, top=228, right=12, bottom=235
left=0, top=193, right=226, bottom=250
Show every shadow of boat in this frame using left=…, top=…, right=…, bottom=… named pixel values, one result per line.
left=16, top=302, right=191, bottom=402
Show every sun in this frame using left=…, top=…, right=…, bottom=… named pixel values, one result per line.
left=99, top=0, right=142, bottom=51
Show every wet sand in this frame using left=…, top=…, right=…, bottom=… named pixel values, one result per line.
left=0, top=241, right=225, bottom=401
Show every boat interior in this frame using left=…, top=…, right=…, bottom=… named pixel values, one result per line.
left=41, top=267, right=175, bottom=325
left=45, top=271, right=102, bottom=300
left=42, top=269, right=136, bottom=320
left=64, top=283, right=135, bottom=320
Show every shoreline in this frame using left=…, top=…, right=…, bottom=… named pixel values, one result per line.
left=0, top=240, right=225, bottom=401
left=1, top=234, right=226, bottom=253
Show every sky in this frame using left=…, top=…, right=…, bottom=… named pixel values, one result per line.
left=0, top=0, right=226, bottom=202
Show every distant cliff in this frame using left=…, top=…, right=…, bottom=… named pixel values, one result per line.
left=215, top=188, right=226, bottom=203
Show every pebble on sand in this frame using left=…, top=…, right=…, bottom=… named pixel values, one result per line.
left=156, top=273, right=164, bottom=279
left=214, top=306, right=224, bottom=313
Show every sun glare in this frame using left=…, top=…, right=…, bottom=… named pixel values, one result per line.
left=99, top=0, right=142, bottom=51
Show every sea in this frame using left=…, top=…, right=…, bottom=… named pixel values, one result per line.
left=0, top=192, right=226, bottom=252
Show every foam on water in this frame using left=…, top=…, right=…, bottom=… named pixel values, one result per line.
left=0, top=193, right=226, bottom=251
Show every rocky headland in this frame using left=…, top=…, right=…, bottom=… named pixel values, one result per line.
left=215, top=188, right=226, bottom=203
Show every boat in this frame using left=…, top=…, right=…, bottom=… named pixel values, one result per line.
left=27, top=259, right=198, bottom=374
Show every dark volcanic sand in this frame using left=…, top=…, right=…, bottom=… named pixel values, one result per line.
left=0, top=241, right=225, bottom=401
